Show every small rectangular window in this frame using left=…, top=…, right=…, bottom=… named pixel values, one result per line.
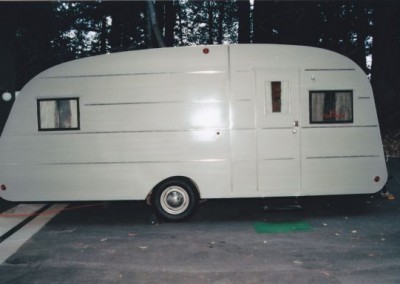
left=37, top=98, right=80, bottom=131
left=310, top=90, right=353, bottom=124
left=266, top=81, right=289, bottom=114
left=271, top=81, right=281, bottom=113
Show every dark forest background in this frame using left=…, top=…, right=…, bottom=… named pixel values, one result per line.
left=0, top=0, right=399, bottom=155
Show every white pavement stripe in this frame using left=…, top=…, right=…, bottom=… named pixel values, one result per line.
left=0, top=204, right=47, bottom=236
left=0, top=203, right=68, bottom=264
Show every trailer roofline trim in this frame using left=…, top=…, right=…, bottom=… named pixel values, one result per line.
left=306, top=155, right=380, bottom=160
left=304, top=68, right=356, bottom=71
left=0, top=159, right=229, bottom=167
left=84, top=100, right=226, bottom=106
left=41, top=70, right=225, bottom=79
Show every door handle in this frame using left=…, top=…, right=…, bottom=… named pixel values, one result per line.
left=292, top=120, right=299, bottom=134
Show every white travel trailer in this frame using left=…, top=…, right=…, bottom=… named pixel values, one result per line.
left=0, top=44, right=388, bottom=220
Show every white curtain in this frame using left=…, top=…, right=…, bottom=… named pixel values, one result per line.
left=311, top=92, right=325, bottom=122
left=335, top=92, right=352, bottom=121
left=69, top=100, right=78, bottom=128
left=39, top=101, right=59, bottom=129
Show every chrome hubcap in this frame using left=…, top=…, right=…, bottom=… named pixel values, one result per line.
left=160, top=186, right=189, bottom=215
left=166, top=191, right=184, bottom=207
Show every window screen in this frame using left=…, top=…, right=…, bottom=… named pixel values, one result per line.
left=37, top=98, right=80, bottom=131
left=310, top=90, right=353, bottom=123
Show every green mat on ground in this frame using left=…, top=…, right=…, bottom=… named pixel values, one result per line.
left=253, top=221, right=312, bottom=233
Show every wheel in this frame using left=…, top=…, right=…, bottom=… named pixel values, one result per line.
left=152, top=178, right=199, bottom=221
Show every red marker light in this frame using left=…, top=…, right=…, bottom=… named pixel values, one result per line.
left=1, top=184, right=6, bottom=191
left=374, top=176, right=380, bottom=182
left=203, top=48, right=209, bottom=54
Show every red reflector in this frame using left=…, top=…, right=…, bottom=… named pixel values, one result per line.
left=374, top=176, right=380, bottom=182
left=1, top=184, right=6, bottom=191
left=203, top=48, right=209, bottom=54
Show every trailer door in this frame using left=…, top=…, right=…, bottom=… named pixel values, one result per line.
left=255, top=69, right=301, bottom=196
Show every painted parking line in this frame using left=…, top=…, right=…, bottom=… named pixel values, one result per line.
left=0, top=203, right=68, bottom=264
left=0, top=204, right=48, bottom=236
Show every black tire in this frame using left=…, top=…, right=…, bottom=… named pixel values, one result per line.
left=152, top=178, right=199, bottom=222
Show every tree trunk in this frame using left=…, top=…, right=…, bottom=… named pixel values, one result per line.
left=146, top=0, right=165, bottom=48
left=292, top=3, right=320, bottom=46
left=110, top=17, right=122, bottom=51
left=217, top=2, right=225, bottom=44
left=164, top=1, right=175, bottom=47
left=253, top=0, right=274, bottom=43
left=207, top=1, right=214, bottom=45
left=100, top=14, right=108, bottom=54
left=108, top=2, right=124, bottom=52
left=351, top=3, right=369, bottom=74
left=177, top=4, right=184, bottom=45
left=371, top=1, right=400, bottom=130
left=238, top=0, right=251, bottom=43
left=0, top=3, right=17, bottom=135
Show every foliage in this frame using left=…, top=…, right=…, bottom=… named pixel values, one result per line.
left=0, top=0, right=400, bottom=138
left=383, top=130, right=400, bottom=157
left=177, top=0, right=238, bottom=45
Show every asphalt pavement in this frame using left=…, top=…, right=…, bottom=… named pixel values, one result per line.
left=0, top=158, right=399, bottom=284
